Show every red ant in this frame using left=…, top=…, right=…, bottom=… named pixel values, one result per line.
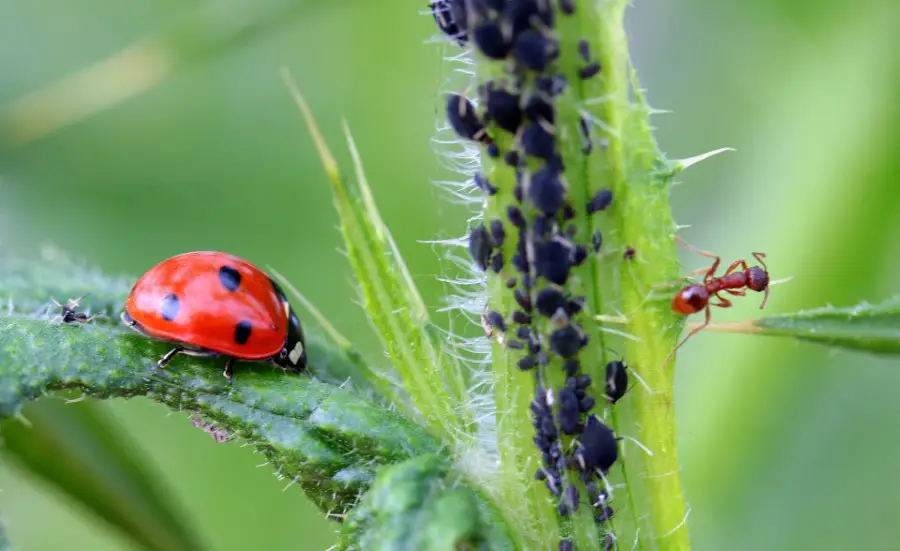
left=664, top=237, right=771, bottom=367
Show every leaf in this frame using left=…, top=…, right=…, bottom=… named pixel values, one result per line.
left=280, top=70, right=474, bottom=443
left=1, top=400, right=204, bottom=551
left=753, top=298, right=900, bottom=355
left=338, top=455, right=517, bottom=551
left=0, top=248, right=441, bottom=519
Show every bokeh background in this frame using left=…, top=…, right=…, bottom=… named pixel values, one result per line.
left=1, top=0, right=899, bottom=549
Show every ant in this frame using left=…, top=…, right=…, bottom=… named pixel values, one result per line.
left=664, top=237, right=771, bottom=368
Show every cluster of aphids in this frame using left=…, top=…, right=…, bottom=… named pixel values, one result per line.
left=430, top=1, right=625, bottom=548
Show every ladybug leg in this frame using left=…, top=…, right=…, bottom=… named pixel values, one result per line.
left=156, top=346, right=184, bottom=369
left=223, top=357, right=235, bottom=385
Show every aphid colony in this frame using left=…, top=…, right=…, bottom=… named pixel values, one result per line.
left=433, top=0, right=624, bottom=545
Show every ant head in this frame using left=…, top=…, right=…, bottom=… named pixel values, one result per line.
left=747, top=266, right=769, bottom=293
left=672, top=284, right=709, bottom=315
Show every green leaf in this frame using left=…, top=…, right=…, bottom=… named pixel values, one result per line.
left=1, top=400, right=204, bottom=551
left=0, top=248, right=441, bottom=519
left=753, top=298, right=900, bottom=354
left=338, top=455, right=517, bottom=551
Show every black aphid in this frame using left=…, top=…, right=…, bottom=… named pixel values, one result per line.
left=534, top=239, right=572, bottom=285
left=485, top=86, right=522, bottom=132
left=513, top=182, right=524, bottom=202
left=505, top=276, right=518, bottom=288
left=536, top=350, right=550, bottom=365
left=559, top=539, right=574, bottom=551
left=514, top=289, right=533, bottom=312
left=522, top=121, right=556, bottom=160
left=490, top=251, right=504, bottom=273
left=572, top=245, right=588, bottom=266
left=504, top=150, right=521, bottom=167
left=565, top=223, right=578, bottom=238
left=557, top=388, right=581, bottom=435
left=565, top=485, right=581, bottom=513
left=512, top=310, right=532, bottom=325
left=580, top=396, right=596, bottom=412
left=431, top=1, right=466, bottom=44
left=559, top=0, right=575, bottom=15
left=578, top=39, right=590, bottom=61
left=579, top=61, right=601, bottom=79
left=507, top=339, right=524, bottom=350
left=540, top=416, right=558, bottom=440
left=473, top=21, right=510, bottom=59
left=557, top=501, right=571, bottom=517
left=513, top=30, right=557, bottom=71
left=516, top=326, right=532, bottom=340
left=587, top=189, right=614, bottom=213
left=468, top=223, right=492, bottom=270
left=595, top=506, right=615, bottom=523
left=575, top=415, right=618, bottom=472
left=579, top=115, right=593, bottom=155
left=592, top=230, right=603, bottom=252
left=449, top=0, right=468, bottom=32
left=528, top=165, right=565, bottom=215
left=563, top=359, right=579, bottom=377
left=535, top=468, right=548, bottom=481
left=473, top=173, right=497, bottom=195
left=486, top=310, right=507, bottom=332
left=518, top=355, right=536, bottom=371
left=446, top=94, right=487, bottom=142
left=535, top=288, right=566, bottom=317
left=486, top=142, right=500, bottom=157
left=524, top=93, right=555, bottom=123
left=489, top=219, right=506, bottom=247
left=562, top=202, right=575, bottom=220
left=550, top=326, right=582, bottom=358
left=504, top=0, right=555, bottom=36
left=535, top=74, right=567, bottom=96
left=605, top=360, right=628, bottom=404
left=507, top=205, right=526, bottom=228
left=567, top=296, right=585, bottom=315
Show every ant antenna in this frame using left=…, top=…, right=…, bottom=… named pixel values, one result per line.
left=752, top=252, right=768, bottom=271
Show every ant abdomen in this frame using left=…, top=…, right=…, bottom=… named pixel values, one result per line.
left=672, top=284, right=708, bottom=315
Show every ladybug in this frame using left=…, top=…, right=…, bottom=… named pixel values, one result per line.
left=121, top=251, right=308, bottom=383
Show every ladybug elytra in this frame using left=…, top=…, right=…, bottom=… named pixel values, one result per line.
left=122, top=251, right=308, bottom=383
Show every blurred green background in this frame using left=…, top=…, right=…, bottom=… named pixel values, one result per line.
left=1, top=0, right=899, bottom=549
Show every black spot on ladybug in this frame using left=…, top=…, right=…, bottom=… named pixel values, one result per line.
left=160, top=293, right=181, bottom=322
left=218, top=265, right=242, bottom=292
left=587, top=189, right=614, bottom=213
left=234, top=320, right=253, bottom=345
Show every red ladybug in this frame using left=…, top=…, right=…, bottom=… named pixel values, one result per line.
left=122, top=251, right=307, bottom=383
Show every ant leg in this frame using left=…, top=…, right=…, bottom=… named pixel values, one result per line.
left=722, top=260, right=749, bottom=276
left=724, top=288, right=746, bottom=297
left=710, top=295, right=733, bottom=308
left=156, top=346, right=184, bottom=369
left=662, top=306, right=711, bottom=369
left=674, top=236, right=721, bottom=281
left=223, top=357, right=235, bottom=385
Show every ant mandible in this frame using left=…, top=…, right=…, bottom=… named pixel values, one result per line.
left=664, top=237, right=771, bottom=368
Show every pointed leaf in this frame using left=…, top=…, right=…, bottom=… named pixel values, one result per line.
left=753, top=298, right=900, bottom=354
left=2, top=400, right=204, bottom=551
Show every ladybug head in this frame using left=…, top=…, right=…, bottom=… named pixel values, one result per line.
left=275, top=308, right=307, bottom=372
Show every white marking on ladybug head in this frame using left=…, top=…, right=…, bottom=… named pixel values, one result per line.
left=288, top=341, right=305, bottom=364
